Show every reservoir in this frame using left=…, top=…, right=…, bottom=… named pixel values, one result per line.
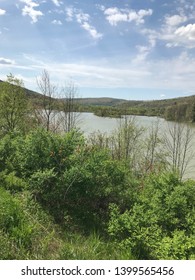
left=76, top=112, right=195, bottom=180
left=79, top=112, right=165, bottom=135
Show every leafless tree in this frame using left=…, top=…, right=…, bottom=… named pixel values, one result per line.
left=59, top=81, right=80, bottom=133
left=142, top=119, right=166, bottom=174
left=36, top=69, right=59, bottom=132
left=163, top=122, right=195, bottom=179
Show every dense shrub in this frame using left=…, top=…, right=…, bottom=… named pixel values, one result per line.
left=108, top=173, right=195, bottom=259
left=13, top=128, right=84, bottom=177
left=28, top=142, right=132, bottom=231
left=0, top=127, right=194, bottom=260
left=0, top=187, right=21, bottom=233
left=0, top=187, right=64, bottom=259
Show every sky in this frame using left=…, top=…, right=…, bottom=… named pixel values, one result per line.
left=1, top=0, right=195, bottom=100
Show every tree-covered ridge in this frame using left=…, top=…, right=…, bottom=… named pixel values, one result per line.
left=1, top=75, right=195, bottom=122
left=89, top=95, right=195, bottom=121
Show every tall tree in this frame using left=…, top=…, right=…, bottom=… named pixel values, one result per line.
left=163, top=122, right=194, bottom=179
left=0, top=74, right=28, bottom=134
left=36, top=69, right=58, bottom=132
left=59, top=81, right=80, bottom=132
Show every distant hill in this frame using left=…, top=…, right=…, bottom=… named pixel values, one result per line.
left=121, top=95, right=195, bottom=108
left=117, top=95, right=195, bottom=122
left=0, top=79, right=41, bottom=98
left=1, top=78, right=195, bottom=121
left=75, top=97, right=126, bottom=106
left=0, top=79, right=55, bottom=107
left=119, top=95, right=195, bottom=112
left=0, top=80, right=125, bottom=107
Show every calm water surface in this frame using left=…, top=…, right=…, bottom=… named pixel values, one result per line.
left=77, top=113, right=195, bottom=179
left=79, top=112, right=165, bottom=135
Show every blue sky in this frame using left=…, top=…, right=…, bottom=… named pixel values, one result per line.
left=1, top=0, right=195, bottom=100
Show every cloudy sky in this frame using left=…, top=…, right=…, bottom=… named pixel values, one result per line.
left=1, top=0, right=195, bottom=100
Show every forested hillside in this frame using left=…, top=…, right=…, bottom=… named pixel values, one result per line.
left=1, top=77, right=195, bottom=122
left=91, top=96, right=195, bottom=121
left=118, top=95, right=195, bottom=122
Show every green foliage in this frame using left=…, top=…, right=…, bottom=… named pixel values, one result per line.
left=0, top=171, right=27, bottom=193
left=1, top=127, right=132, bottom=233
left=108, top=173, right=195, bottom=259
left=0, top=133, right=28, bottom=193
left=60, top=232, right=134, bottom=260
left=155, top=230, right=195, bottom=260
left=0, top=74, right=29, bottom=134
left=28, top=139, right=129, bottom=231
left=0, top=187, right=22, bottom=232
left=94, top=106, right=123, bottom=118
left=164, top=102, right=195, bottom=122
left=0, top=231, right=16, bottom=259
left=0, top=133, right=20, bottom=173
left=0, top=122, right=194, bottom=260
left=14, top=128, right=83, bottom=177
left=0, top=188, right=64, bottom=259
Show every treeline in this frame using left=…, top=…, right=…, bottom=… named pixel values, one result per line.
left=0, top=73, right=195, bottom=260
left=91, top=106, right=163, bottom=118
left=164, top=102, right=195, bottom=122
left=88, top=96, right=195, bottom=123
left=2, top=72, right=195, bottom=123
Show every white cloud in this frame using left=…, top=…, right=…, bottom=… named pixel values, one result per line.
left=81, top=22, right=103, bottom=40
left=96, top=4, right=105, bottom=12
left=0, top=8, right=6, bottom=15
left=157, top=3, right=195, bottom=49
left=136, top=45, right=151, bottom=60
left=20, top=0, right=43, bottom=23
left=104, top=7, right=127, bottom=26
left=77, top=13, right=103, bottom=40
left=165, top=14, right=187, bottom=27
left=65, top=7, right=74, bottom=21
left=104, top=7, right=153, bottom=26
left=65, top=8, right=103, bottom=40
left=51, top=0, right=62, bottom=7
left=143, top=10, right=195, bottom=49
left=76, top=12, right=90, bottom=24
left=175, top=24, right=195, bottom=41
left=160, top=23, right=195, bottom=48
left=10, top=49, right=195, bottom=94
left=52, top=19, right=62, bottom=25
left=134, top=38, right=156, bottom=64
left=0, top=57, right=15, bottom=65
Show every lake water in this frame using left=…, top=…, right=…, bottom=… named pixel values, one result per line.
left=77, top=112, right=195, bottom=180
left=78, top=112, right=165, bottom=135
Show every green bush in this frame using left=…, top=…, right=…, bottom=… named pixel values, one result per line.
left=108, top=173, right=195, bottom=259
left=15, top=128, right=83, bottom=177
left=28, top=143, right=130, bottom=231
left=0, top=187, right=22, bottom=232
left=0, top=127, right=194, bottom=260
left=0, top=133, right=22, bottom=173
left=0, top=171, right=27, bottom=193
left=0, top=188, right=65, bottom=259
